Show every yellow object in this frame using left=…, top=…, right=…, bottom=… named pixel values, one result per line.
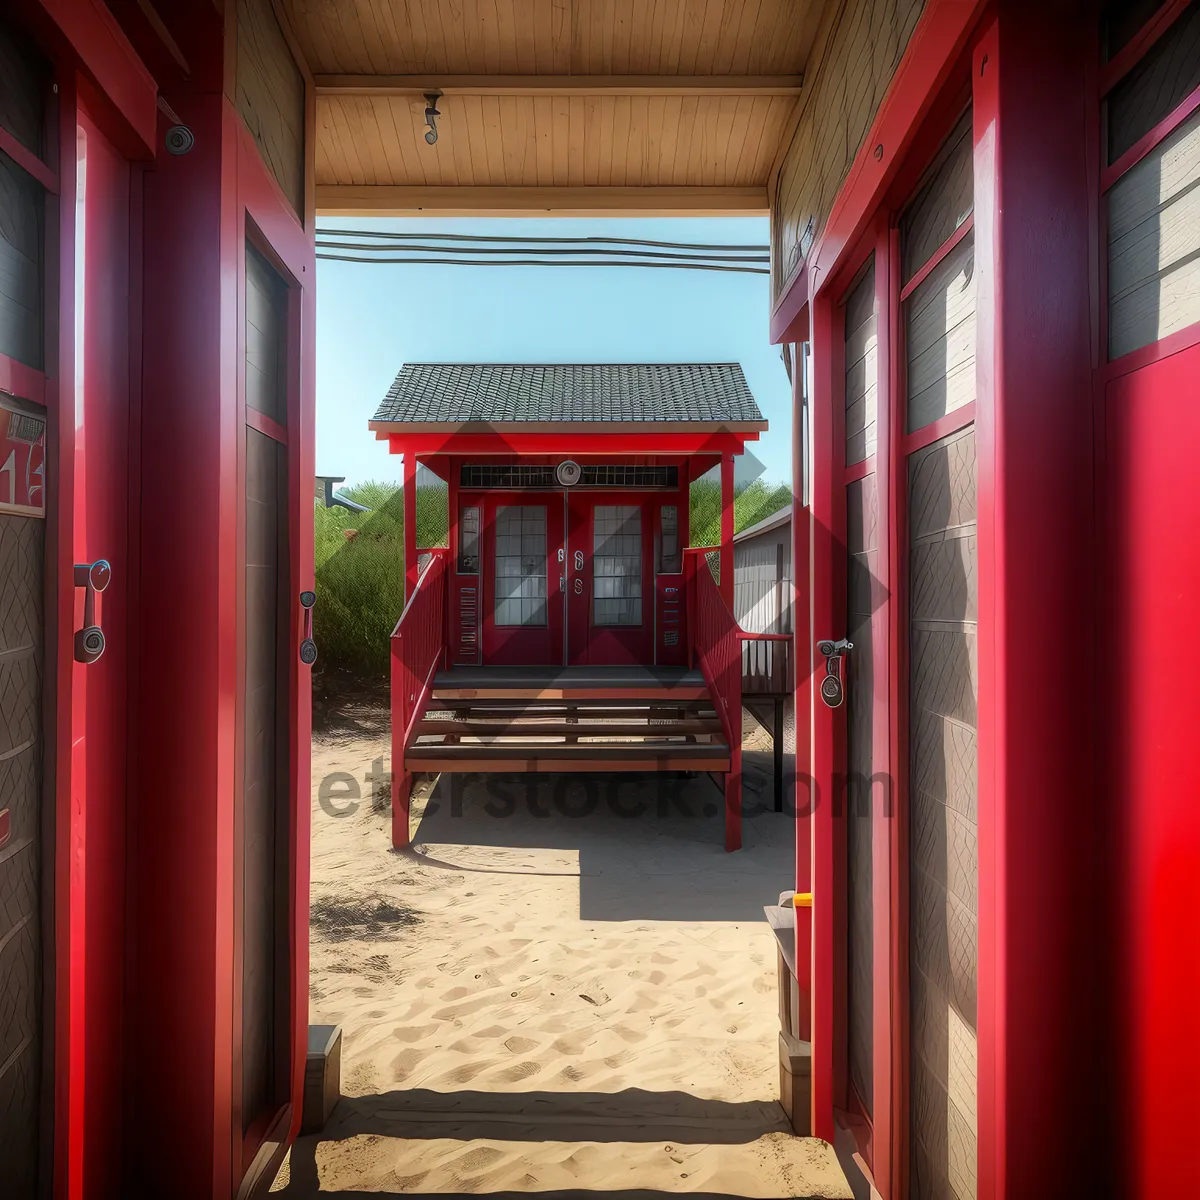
left=792, top=893, right=813, bottom=908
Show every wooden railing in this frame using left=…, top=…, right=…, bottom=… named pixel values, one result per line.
left=741, top=631, right=794, bottom=695
left=390, top=547, right=448, bottom=848
left=685, top=547, right=744, bottom=851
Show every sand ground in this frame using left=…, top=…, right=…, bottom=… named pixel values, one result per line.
left=272, top=693, right=846, bottom=1198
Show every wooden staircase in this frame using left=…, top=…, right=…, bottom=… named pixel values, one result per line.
left=405, top=666, right=731, bottom=776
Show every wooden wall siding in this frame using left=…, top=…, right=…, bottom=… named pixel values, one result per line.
left=238, top=0, right=306, bottom=217
left=283, top=0, right=819, bottom=76
left=900, top=108, right=973, bottom=284
left=315, top=92, right=797, bottom=188
left=1108, top=97, right=1200, bottom=359
left=0, top=19, right=48, bottom=156
left=905, top=234, right=976, bottom=433
left=908, top=426, right=977, bottom=1200
left=733, top=530, right=793, bottom=633
left=0, top=514, right=45, bottom=1197
left=771, top=0, right=924, bottom=296
left=845, top=471, right=877, bottom=1119
left=242, top=426, right=289, bottom=1133
left=0, top=154, right=44, bottom=371
left=844, top=257, right=878, bottom=465
left=245, top=244, right=288, bottom=426
left=1106, top=1, right=1200, bottom=164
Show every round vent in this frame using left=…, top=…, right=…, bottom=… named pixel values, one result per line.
left=556, top=459, right=582, bottom=487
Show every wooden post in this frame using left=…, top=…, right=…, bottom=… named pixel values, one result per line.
left=403, top=452, right=418, bottom=601
left=720, top=451, right=734, bottom=610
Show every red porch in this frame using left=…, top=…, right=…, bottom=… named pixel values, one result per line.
left=371, top=363, right=787, bottom=853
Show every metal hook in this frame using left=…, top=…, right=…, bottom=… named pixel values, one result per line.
left=424, top=93, right=441, bottom=145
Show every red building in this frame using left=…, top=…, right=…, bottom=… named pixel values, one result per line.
left=369, top=362, right=774, bottom=854
left=0, top=0, right=1197, bottom=1197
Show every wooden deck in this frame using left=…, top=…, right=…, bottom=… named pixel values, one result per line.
left=430, top=664, right=709, bottom=701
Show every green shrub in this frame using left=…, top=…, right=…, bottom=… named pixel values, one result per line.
left=314, top=480, right=447, bottom=679
left=314, top=476, right=790, bottom=679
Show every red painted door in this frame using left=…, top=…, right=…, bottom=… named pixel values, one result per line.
left=566, top=494, right=654, bottom=666
left=1106, top=341, right=1200, bottom=1199
left=481, top=495, right=564, bottom=665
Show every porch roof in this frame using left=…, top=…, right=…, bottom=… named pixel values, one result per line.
left=369, top=362, right=767, bottom=434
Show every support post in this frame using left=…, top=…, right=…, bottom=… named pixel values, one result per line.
left=403, top=452, right=418, bottom=601
left=774, top=697, right=785, bottom=813
left=720, top=451, right=734, bottom=610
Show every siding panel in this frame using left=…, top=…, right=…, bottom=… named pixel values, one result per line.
left=238, top=0, right=306, bottom=217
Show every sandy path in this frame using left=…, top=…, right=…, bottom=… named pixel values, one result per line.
left=272, top=697, right=847, bottom=1198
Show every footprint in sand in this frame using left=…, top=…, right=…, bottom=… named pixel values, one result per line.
left=501, top=1059, right=542, bottom=1081
left=446, top=1059, right=490, bottom=1085
left=503, top=1036, right=539, bottom=1054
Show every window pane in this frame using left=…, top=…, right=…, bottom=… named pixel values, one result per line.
left=0, top=151, right=44, bottom=370
left=905, top=231, right=977, bottom=433
left=1104, top=0, right=1172, bottom=61
left=1108, top=106, right=1200, bottom=357
left=659, top=505, right=681, bottom=573
left=593, top=505, right=642, bottom=626
left=458, top=506, right=480, bottom=573
left=494, top=506, right=547, bottom=627
left=844, top=257, right=877, bottom=465
left=900, top=108, right=974, bottom=285
left=1106, top=1, right=1200, bottom=164
left=0, top=18, right=49, bottom=158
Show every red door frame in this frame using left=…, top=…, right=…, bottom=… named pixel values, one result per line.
left=479, top=491, right=565, bottom=666
left=228, top=108, right=316, bottom=1196
left=792, top=0, right=990, bottom=1189
left=567, top=490, right=657, bottom=666
left=1092, top=5, right=1200, bottom=1195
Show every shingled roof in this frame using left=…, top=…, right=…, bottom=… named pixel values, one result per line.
left=369, top=363, right=766, bottom=430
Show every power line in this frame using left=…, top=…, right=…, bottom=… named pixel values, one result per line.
left=315, top=239, right=768, bottom=264
left=316, top=252, right=770, bottom=275
left=315, top=227, right=769, bottom=253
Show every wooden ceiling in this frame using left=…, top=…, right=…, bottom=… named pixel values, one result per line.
left=279, top=0, right=830, bottom=214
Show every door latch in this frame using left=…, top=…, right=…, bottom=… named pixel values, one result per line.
left=299, top=590, right=317, bottom=664
left=816, top=637, right=853, bottom=708
left=73, top=559, right=111, bottom=664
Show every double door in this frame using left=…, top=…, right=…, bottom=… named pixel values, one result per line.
left=478, top=492, right=653, bottom=666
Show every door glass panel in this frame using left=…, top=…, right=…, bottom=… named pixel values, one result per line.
left=494, top=505, right=547, bottom=626
left=593, top=505, right=642, bottom=625
left=458, top=505, right=480, bottom=573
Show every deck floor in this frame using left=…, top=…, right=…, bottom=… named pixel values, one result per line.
left=433, top=664, right=705, bottom=690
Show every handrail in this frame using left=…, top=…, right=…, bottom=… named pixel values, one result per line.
left=390, top=547, right=448, bottom=847
left=684, top=547, right=744, bottom=850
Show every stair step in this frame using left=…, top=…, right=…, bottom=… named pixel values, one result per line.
left=406, top=741, right=731, bottom=773
left=425, top=701, right=717, bottom=716
left=416, top=718, right=721, bottom=737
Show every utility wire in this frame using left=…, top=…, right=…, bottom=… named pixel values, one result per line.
left=316, top=252, right=770, bottom=275
left=315, top=239, right=768, bottom=264
left=315, top=227, right=769, bottom=253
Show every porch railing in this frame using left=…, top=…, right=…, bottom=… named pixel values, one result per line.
left=741, top=631, right=794, bottom=695
left=685, top=547, right=743, bottom=850
left=390, top=547, right=448, bottom=848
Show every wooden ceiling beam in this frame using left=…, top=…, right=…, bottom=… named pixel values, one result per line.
left=316, top=185, right=770, bottom=217
left=314, top=74, right=803, bottom=97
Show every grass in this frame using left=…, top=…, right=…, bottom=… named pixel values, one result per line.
left=314, top=476, right=790, bottom=679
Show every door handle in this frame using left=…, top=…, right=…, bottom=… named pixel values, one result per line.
left=299, top=590, right=317, bottom=664
left=816, top=637, right=852, bottom=708
left=73, top=559, right=111, bottom=664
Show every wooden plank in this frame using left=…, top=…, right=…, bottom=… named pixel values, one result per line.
left=416, top=718, right=721, bottom=735
left=238, top=0, right=306, bottom=216
left=313, top=74, right=806, bottom=96
left=406, top=752, right=732, bottom=773
left=429, top=685, right=711, bottom=701
left=316, top=184, right=769, bottom=214
left=772, top=0, right=925, bottom=300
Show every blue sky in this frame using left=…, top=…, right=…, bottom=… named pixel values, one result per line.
left=315, top=216, right=792, bottom=488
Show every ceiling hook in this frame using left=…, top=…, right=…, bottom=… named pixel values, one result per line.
left=424, top=92, right=442, bottom=145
